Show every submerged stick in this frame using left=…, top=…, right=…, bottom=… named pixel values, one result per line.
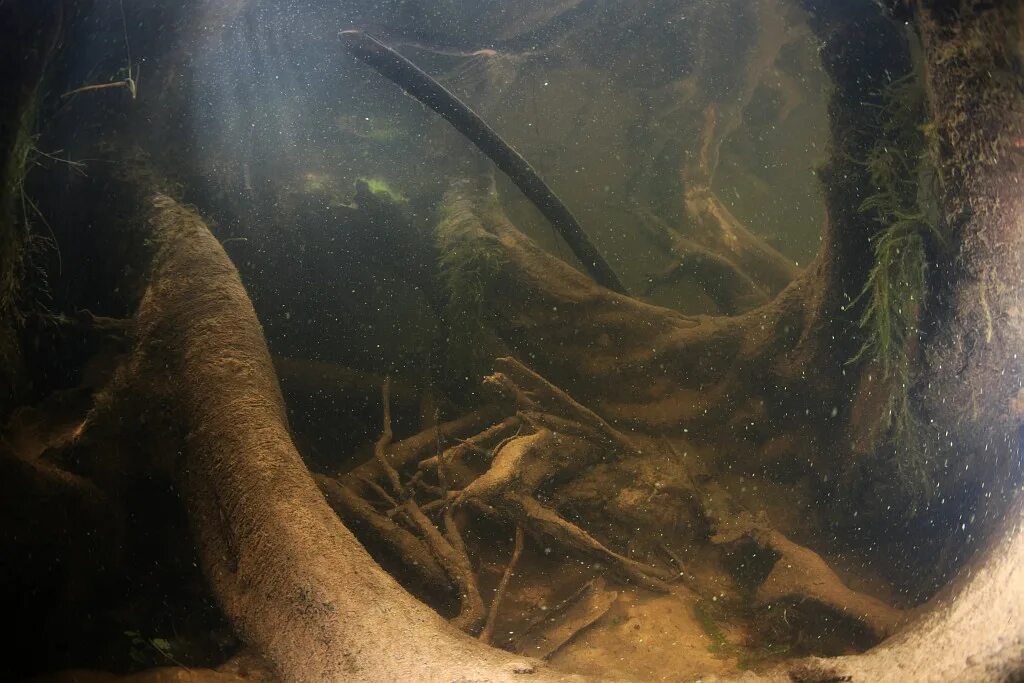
left=373, top=379, right=403, bottom=497
left=480, top=524, right=525, bottom=645
left=341, top=29, right=628, bottom=295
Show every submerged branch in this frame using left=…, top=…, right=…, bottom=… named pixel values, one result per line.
left=341, top=29, right=627, bottom=295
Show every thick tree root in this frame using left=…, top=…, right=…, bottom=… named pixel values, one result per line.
left=626, top=204, right=770, bottom=314
left=644, top=238, right=770, bottom=315
left=432, top=182, right=829, bottom=436
left=124, top=191, right=590, bottom=682
left=680, top=184, right=798, bottom=298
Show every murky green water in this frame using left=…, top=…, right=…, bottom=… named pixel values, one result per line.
left=3, top=1, right=1021, bottom=681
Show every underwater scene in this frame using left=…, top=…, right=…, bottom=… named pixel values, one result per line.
left=2, top=1, right=1024, bottom=681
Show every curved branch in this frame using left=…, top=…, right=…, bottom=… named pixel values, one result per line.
left=340, top=29, right=627, bottom=295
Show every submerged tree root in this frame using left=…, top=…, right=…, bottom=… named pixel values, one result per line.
left=12, top=1, right=1024, bottom=681
left=323, top=348, right=904, bottom=649
left=45, top=161, right=1024, bottom=681
left=667, top=436, right=905, bottom=640
left=121, top=191, right=588, bottom=682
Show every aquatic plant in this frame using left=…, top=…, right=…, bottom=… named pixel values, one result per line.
left=434, top=193, right=507, bottom=381
left=0, top=106, right=32, bottom=314
left=849, top=72, right=942, bottom=508
left=851, top=75, right=937, bottom=368
left=437, top=235, right=504, bottom=318
left=10, top=2, right=1024, bottom=680
left=436, top=189, right=505, bottom=310
left=693, top=599, right=790, bottom=670
left=0, top=95, right=64, bottom=396
left=693, top=600, right=732, bottom=658
left=0, top=109, right=32, bottom=391
left=125, top=631, right=182, bottom=668
left=355, top=176, right=407, bottom=203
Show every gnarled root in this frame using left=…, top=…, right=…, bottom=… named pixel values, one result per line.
left=353, top=354, right=902, bottom=641
left=453, top=359, right=675, bottom=591
left=319, top=359, right=672, bottom=630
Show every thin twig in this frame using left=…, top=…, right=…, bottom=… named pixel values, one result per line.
left=62, top=0, right=137, bottom=100
left=660, top=542, right=687, bottom=573
left=436, top=419, right=450, bottom=513
left=490, top=357, right=640, bottom=456
left=346, top=409, right=501, bottom=485
left=412, top=479, right=444, bottom=496
left=405, top=466, right=429, bottom=490
left=388, top=491, right=480, bottom=519
left=316, top=475, right=448, bottom=589
left=30, top=147, right=88, bottom=175
left=480, top=524, right=525, bottom=645
left=118, top=0, right=132, bottom=67
left=416, top=417, right=521, bottom=472
left=434, top=438, right=482, bottom=625
left=357, top=474, right=399, bottom=508
left=62, top=79, right=132, bottom=99
left=443, top=506, right=486, bottom=633
left=659, top=542, right=699, bottom=589
left=373, top=379, right=404, bottom=497
left=404, top=499, right=486, bottom=633
left=147, top=640, right=191, bottom=672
